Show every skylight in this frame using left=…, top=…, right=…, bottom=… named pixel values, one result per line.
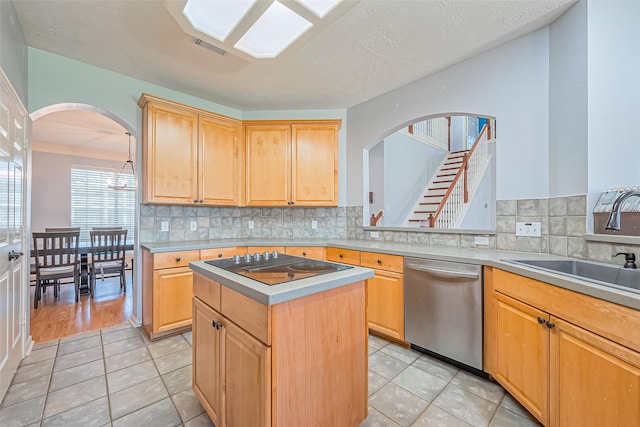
left=170, top=0, right=356, bottom=61
left=183, top=0, right=256, bottom=42
left=234, top=2, right=313, bottom=59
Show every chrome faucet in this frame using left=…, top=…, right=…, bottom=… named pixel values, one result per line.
left=604, top=190, right=640, bottom=231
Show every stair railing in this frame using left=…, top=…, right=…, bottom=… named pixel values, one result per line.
left=429, top=124, right=490, bottom=228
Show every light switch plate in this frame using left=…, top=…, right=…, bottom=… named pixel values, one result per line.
left=370, top=231, right=379, bottom=238
left=516, top=222, right=541, bottom=237
left=248, top=220, right=254, bottom=229
left=311, top=220, right=318, bottom=229
left=161, top=221, right=169, bottom=232
left=190, top=221, right=197, bottom=231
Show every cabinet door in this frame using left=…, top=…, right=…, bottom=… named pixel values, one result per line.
left=245, top=124, right=290, bottom=206
left=494, top=292, right=549, bottom=425
left=143, top=102, right=198, bottom=204
left=199, top=115, right=243, bottom=206
left=223, top=319, right=271, bottom=427
left=367, top=270, right=404, bottom=340
left=291, top=123, right=339, bottom=206
left=550, top=317, right=640, bottom=427
left=193, top=298, right=223, bottom=426
left=152, top=267, right=193, bottom=333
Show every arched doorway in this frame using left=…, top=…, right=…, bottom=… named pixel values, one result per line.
left=28, top=103, right=138, bottom=342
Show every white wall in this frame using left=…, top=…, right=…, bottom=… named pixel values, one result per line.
left=347, top=28, right=550, bottom=205
left=548, top=0, right=588, bottom=198
left=586, top=0, right=640, bottom=229
left=460, top=144, right=496, bottom=230
left=0, top=0, right=28, bottom=104
left=368, top=142, right=384, bottom=219
left=31, top=151, right=124, bottom=233
left=382, top=132, right=446, bottom=226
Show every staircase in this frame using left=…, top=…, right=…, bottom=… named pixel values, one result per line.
left=406, top=150, right=469, bottom=226
left=403, top=123, right=492, bottom=228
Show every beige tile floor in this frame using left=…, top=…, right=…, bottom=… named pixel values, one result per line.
left=0, top=325, right=540, bottom=427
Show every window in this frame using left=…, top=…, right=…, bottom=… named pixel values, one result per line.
left=70, top=166, right=135, bottom=242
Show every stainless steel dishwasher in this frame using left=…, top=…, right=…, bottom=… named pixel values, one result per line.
left=404, top=257, right=483, bottom=371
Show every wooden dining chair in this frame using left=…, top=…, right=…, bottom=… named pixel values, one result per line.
left=32, top=231, right=81, bottom=309
left=88, top=229, right=128, bottom=298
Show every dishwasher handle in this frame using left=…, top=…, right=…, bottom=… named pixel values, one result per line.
left=405, top=263, right=480, bottom=280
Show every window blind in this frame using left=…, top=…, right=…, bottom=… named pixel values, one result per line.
left=70, top=166, right=135, bottom=242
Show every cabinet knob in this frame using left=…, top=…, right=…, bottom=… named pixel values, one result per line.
left=537, top=317, right=545, bottom=325
left=377, top=259, right=382, bottom=264
left=212, top=320, right=223, bottom=330
left=176, top=257, right=181, bottom=262
left=194, top=199, right=198, bottom=203
left=218, top=253, right=223, bottom=258
left=339, top=254, right=343, bottom=258
left=302, top=251, right=307, bottom=256
left=546, top=321, right=555, bottom=329
left=199, top=200, right=204, bottom=204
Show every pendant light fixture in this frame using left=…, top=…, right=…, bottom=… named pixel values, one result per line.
left=109, top=132, right=135, bottom=191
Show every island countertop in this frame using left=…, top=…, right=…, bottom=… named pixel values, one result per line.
left=189, top=258, right=374, bottom=306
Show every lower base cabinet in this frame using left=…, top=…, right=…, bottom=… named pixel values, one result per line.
left=193, top=297, right=270, bottom=427
left=192, top=272, right=367, bottom=427
left=485, top=267, right=640, bottom=427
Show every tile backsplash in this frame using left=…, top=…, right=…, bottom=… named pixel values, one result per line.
left=141, top=195, right=639, bottom=266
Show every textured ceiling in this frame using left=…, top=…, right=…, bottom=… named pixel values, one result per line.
left=14, top=0, right=575, bottom=111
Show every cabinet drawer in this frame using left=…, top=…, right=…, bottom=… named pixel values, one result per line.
left=247, top=246, right=285, bottom=255
left=285, top=246, right=325, bottom=260
left=360, top=252, right=403, bottom=273
left=193, top=273, right=221, bottom=311
left=154, top=250, right=200, bottom=269
left=326, top=247, right=360, bottom=265
left=200, top=247, right=240, bottom=260
left=221, top=286, right=271, bottom=345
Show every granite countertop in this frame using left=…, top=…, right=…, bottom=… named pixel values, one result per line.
left=141, top=238, right=640, bottom=310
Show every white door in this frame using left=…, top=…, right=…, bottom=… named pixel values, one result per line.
left=0, top=69, right=28, bottom=400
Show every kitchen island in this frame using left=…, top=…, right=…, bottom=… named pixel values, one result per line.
left=189, top=255, right=374, bottom=427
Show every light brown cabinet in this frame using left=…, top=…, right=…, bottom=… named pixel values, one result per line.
left=192, top=272, right=367, bottom=427
left=485, top=267, right=640, bottom=426
left=327, top=247, right=405, bottom=342
left=284, top=246, right=325, bottom=260
left=139, top=94, right=243, bottom=206
left=245, top=121, right=340, bottom=207
left=142, top=249, right=200, bottom=339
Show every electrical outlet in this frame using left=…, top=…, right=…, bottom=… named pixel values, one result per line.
left=190, top=221, right=197, bottom=231
left=474, top=236, right=490, bottom=245
left=370, top=231, right=379, bottom=238
left=248, top=220, right=254, bottom=229
left=161, top=221, right=169, bottom=232
left=516, top=222, right=541, bottom=237
left=311, top=219, right=318, bottom=229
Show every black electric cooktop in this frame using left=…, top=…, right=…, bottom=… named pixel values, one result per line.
left=205, top=252, right=352, bottom=286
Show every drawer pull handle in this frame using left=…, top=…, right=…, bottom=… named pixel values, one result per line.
left=537, top=317, right=545, bottom=324
left=176, top=257, right=181, bottom=262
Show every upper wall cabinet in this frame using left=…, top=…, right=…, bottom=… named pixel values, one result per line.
left=245, top=120, right=341, bottom=207
left=138, top=94, right=243, bottom=206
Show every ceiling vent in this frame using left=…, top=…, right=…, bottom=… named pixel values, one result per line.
left=193, top=38, right=228, bottom=56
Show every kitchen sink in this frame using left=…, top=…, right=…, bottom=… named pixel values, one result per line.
left=505, top=259, right=640, bottom=294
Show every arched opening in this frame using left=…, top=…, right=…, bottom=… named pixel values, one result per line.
left=28, top=103, right=138, bottom=342
left=364, top=113, right=496, bottom=230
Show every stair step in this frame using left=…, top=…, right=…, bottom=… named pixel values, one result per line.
left=437, top=173, right=457, bottom=178
left=433, top=179, right=454, bottom=184
left=440, top=167, right=459, bottom=172
left=450, top=149, right=470, bottom=154
left=419, top=202, right=440, bottom=205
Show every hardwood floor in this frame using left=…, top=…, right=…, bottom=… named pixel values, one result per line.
left=29, top=272, right=132, bottom=344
